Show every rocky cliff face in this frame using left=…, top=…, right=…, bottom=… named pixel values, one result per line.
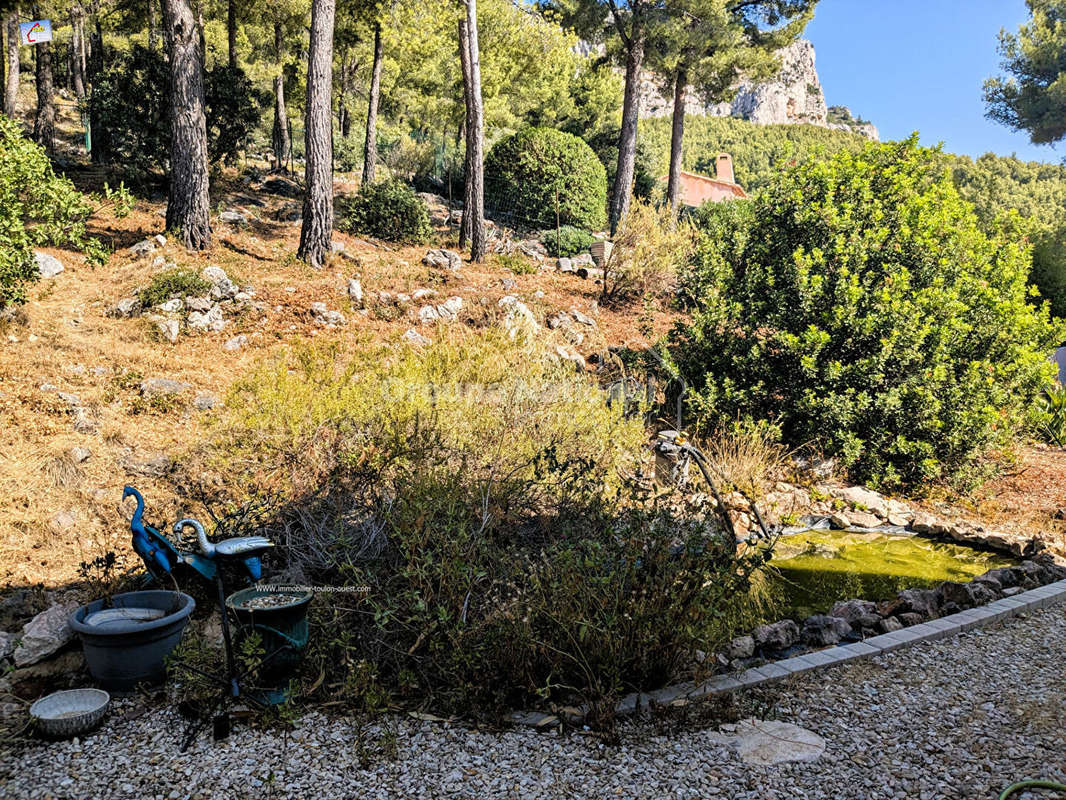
left=638, top=40, right=879, bottom=141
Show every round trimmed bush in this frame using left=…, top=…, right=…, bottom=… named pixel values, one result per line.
left=485, top=128, right=607, bottom=231
left=341, top=179, right=431, bottom=243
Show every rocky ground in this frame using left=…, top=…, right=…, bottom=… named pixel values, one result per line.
left=2, top=604, right=1064, bottom=799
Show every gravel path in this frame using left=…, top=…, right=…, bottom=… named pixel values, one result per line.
left=2, top=605, right=1065, bottom=800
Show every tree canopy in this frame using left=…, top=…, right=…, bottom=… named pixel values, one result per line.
left=984, top=0, right=1066, bottom=145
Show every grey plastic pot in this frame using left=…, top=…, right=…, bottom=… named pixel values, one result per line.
left=70, top=590, right=195, bottom=692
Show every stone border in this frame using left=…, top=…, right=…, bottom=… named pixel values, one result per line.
left=510, top=579, right=1066, bottom=729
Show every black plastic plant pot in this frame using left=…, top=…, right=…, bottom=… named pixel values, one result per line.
left=70, top=590, right=195, bottom=692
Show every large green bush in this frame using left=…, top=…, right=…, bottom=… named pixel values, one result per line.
left=485, top=127, right=607, bottom=230
left=340, top=179, right=431, bottom=243
left=89, top=46, right=261, bottom=174
left=0, top=115, right=126, bottom=307
left=670, top=137, right=1064, bottom=490
left=197, top=332, right=764, bottom=716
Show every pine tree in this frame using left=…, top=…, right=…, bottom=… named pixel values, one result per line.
left=298, top=0, right=336, bottom=268
left=162, top=0, right=212, bottom=249
left=984, top=0, right=1066, bottom=145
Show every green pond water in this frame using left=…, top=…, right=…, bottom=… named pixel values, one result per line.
left=767, top=530, right=1016, bottom=619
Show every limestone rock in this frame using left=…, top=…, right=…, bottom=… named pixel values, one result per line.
left=638, top=40, right=878, bottom=141
left=33, top=251, right=64, bottom=278
left=422, top=249, right=462, bottom=271
left=219, top=209, right=248, bottom=225
left=108, top=297, right=142, bottom=318
left=187, top=304, right=225, bottom=332
left=499, top=295, right=538, bottom=338
left=13, top=603, right=77, bottom=667
left=829, top=599, right=880, bottom=630
left=802, top=614, right=852, bottom=647
left=753, top=619, right=799, bottom=652
left=0, top=631, right=15, bottom=661
left=830, top=486, right=889, bottom=518
left=347, top=278, right=364, bottom=305
left=555, top=345, right=586, bottom=373
left=725, top=635, right=755, bottom=660
left=731, top=719, right=826, bottom=766
left=569, top=308, right=597, bottom=327
left=156, top=298, right=183, bottom=313
left=149, top=315, right=179, bottom=343
left=140, top=377, right=190, bottom=397
left=310, top=302, right=346, bottom=327
left=402, top=328, right=430, bottom=347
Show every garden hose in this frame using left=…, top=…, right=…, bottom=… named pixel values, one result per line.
left=999, top=780, right=1066, bottom=799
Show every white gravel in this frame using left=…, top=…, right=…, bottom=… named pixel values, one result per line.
left=2, top=605, right=1065, bottom=799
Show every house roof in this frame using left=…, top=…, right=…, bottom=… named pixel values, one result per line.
left=661, top=170, right=748, bottom=206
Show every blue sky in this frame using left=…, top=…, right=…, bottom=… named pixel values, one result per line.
left=805, top=0, right=1061, bottom=163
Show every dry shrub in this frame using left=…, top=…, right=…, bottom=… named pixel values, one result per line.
left=190, top=329, right=768, bottom=719
left=600, top=200, right=695, bottom=305
left=700, top=422, right=788, bottom=502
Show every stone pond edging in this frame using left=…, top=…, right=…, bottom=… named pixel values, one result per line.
left=509, top=577, right=1066, bottom=730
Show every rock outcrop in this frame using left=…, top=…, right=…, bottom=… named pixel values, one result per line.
left=637, top=40, right=879, bottom=140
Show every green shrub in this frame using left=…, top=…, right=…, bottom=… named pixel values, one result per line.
left=138, top=268, right=212, bottom=307
left=541, top=225, right=594, bottom=258
left=677, top=199, right=755, bottom=308
left=340, top=179, right=431, bottom=243
left=0, top=114, right=128, bottom=307
left=196, top=332, right=763, bottom=717
left=1031, top=225, right=1066, bottom=318
left=333, top=136, right=364, bottom=174
left=1032, top=383, right=1066, bottom=448
left=89, top=46, right=261, bottom=173
left=495, top=252, right=537, bottom=275
left=203, top=65, right=262, bottom=166
left=669, top=136, right=1064, bottom=490
left=485, top=127, right=607, bottom=230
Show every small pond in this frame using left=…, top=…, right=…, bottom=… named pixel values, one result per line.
left=767, top=529, right=1017, bottom=619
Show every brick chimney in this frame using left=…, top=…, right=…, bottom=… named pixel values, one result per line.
left=716, top=153, right=735, bottom=184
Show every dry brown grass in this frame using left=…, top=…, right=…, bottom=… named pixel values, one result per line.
left=700, top=424, right=789, bottom=502
left=0, top=158, right=684, bottom=591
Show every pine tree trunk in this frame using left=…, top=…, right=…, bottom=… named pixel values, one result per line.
left=148, top=0, right=159, bottom=50
left=610, top=27, right=644, bottom=234
left=271, top=21, right=290, bottom=173
left=3, top=11, right=18, bottom=118
left=458, top=20, right=472, bottom=249
left=227, top=0, right=237, bottom=69
left=297, top=0, right=335, bottom=269
left=460, top=0, right=485, bottom=262
left=666, top=68, right=686, bottom=212
left=361, top=21, right=383, bottom=188
left=34, top=43, right=55, bottom=154
left=336, top=51, right=352, bottom=138
left=163, top=0, right=212, bottom=250
left=70, top=6, right=86, bottom=98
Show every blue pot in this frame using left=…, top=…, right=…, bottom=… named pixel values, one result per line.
left=70, top=590, right=195, bottom=692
